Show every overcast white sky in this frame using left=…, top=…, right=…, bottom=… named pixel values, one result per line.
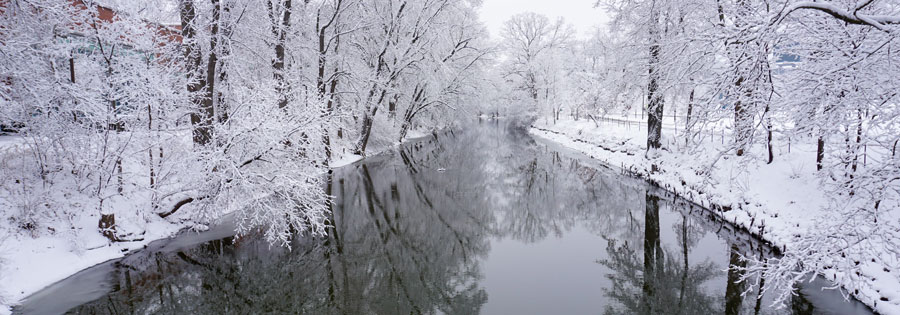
left=477, top=0, right=609, bottom=40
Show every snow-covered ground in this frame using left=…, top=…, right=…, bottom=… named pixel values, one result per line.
left=530, top=116, right=900, bottom=315
left=0, top=128, right=436, bottom=314
left=0, top=218, right=183, bottom=315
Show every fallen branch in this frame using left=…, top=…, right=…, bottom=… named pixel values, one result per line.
left=158, top=197, right=194, bottom=218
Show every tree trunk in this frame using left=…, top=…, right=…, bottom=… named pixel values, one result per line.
left=99, top=212, right=117, bottom=241
left=388, top=94, right=399, bottom=117
left=816, top=135, right=825, bottom=171
left=765, top=103, right=773, bottom=164
left=398, top=85, right=425, bottom=142
left=180, top=0, right=213, bottom=146
left=646, top=1, right=663, bottom=151
left=350, top=10, right=400, bottom=156
left=721, top=0, right=755, bottom=157
left=270, top=0, right=292, bottom=110
left=892, top=139, right=898, bottom=158
left=733, top=79, right=753, bottom=156
left=677, top=215, right=689, bottom=314
left=69, top=57, right=76, bottom=83
left=724, top=245, right=746, bottom=315
left=216, top=1, right=232, bottom=124
left=316, top=21, right=327, bottom=97
left=685, top=87, right=694, bottom=146
left=354, top=85, right=388, bottom=155
left=202, top=0, right=220, bottom=143
left=355, top=106, right=378, bottom=155
left=148, top=103, right=155, bottom=207
left=642, top=190, right=661, bottom=314
left=320, top=27, right=342, bottom=163
left=852, top=108, right=863, bottom=173
left=317, top=7, right=333, bottom=163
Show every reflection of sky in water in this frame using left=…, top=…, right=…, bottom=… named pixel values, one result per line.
left=483, top=227, right=613, bottom=314
left=19, top=121, right=873, bottom=315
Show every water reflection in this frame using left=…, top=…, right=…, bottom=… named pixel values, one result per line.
left=598, top=190, right=719, bottom=315
left=21, top=121, right=872, bottom=315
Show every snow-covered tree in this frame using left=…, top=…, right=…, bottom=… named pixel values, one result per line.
left=498, top=12, right=573, bottom=121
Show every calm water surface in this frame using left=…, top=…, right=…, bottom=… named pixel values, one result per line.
left=18, top=120, right=873, bottom=314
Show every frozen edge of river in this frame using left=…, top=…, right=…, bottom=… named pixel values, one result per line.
left=0, top=129, right=439, bottom=315
left=528, top=119, right=900, bottom=315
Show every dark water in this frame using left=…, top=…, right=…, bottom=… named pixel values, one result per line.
left=17, top=121, right=873, bottom=315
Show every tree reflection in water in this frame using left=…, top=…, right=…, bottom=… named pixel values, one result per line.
left=67, top=130, right=493, bottom=315
left=598, top=190, right=720, bottom=315
left=49, top=121, right=868, bottom=315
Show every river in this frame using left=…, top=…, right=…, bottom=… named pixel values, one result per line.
left=16, top=120, right=873, bottom=314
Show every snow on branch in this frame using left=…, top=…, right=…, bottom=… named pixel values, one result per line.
left=777, top=1, right=900, bottom=32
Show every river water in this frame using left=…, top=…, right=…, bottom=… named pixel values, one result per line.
left=17, top=120, right=873, bottom=314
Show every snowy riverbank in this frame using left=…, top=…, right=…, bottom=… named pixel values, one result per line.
left=529, top=116, right=900, bottom=315
left=0, top=196, right=185, bottom=315
left=0, top=129, right=436, bottom=314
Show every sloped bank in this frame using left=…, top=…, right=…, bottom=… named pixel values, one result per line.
left=529, top=121, right=899, bottom=315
